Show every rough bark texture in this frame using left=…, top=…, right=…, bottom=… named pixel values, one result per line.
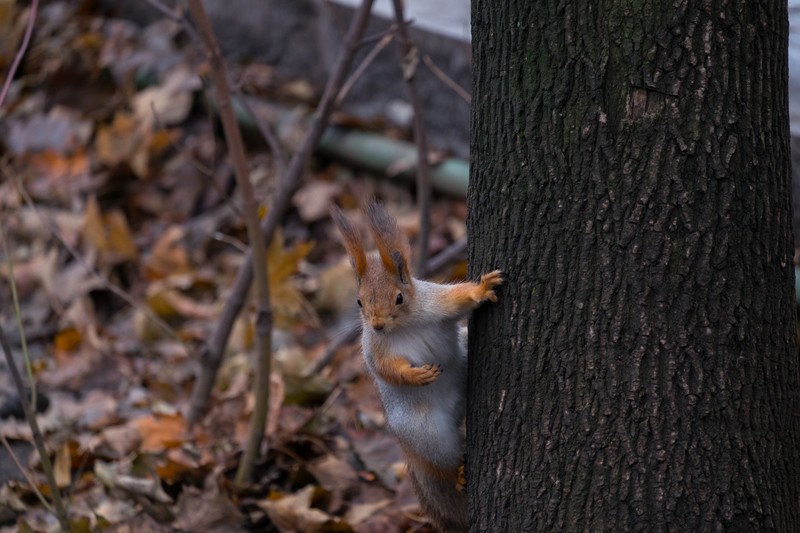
left=468, top=1, right=800, bottom=531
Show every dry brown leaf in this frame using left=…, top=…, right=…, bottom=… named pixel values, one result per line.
left=145, top=283, right=217, bottom=320
left=144, top=225, right=191, bottom=279
left=94, top=461, right=172, bottom=503
left=53, top=442, right=72, bottom=488
left=307, top=455, right=358, bottom=492
left=96, top=424, right=142, bottom=457
left=131, top=413, right=187, bottom=453
left=173, top=483, right=244, bottom=532
left=343, top=498, right=392, bottom=526
left=268, top=229, right=317, bottom=328
left=25, top=149, right=92, bottom=200
left=54, top=327, right=82, bottom=352
left=82, top=196, right=138, bottom=263
left=274, top=346, right=333, bottom=404
left=313, top=258, right=358, bottom=314
left=132, top=66, right=199, bottom=127
left=292, top=181, right=342, bottom=223
left=95, top=112, right=145, bottom=167
left=259, top=485, right=345, bottom=532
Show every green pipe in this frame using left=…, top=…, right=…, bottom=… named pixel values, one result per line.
left=233, top=98, right=469, bottom=197
left=317, top=127, right=468, bottom=197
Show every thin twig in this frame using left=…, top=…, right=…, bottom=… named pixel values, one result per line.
left=139, top=0, right=181, bottom=20
left=1, top=227, right=36, bottom=412
left=231, top=88, right=286, bottom=175
left=186, top=0, right=274, bottom=485
left=422, top=54, right=471, bottom=103
left=149, top=101, right=213, bottom=176
left=309, top=323, right=360, bottom=375
left=139, top=0, right=202, bottom=43
left=336, top=27, right=396, bottom=105
left=422, top=236, right=467, bottom=277
left=0, top=434, right=53, bottom=513
left=0, top=325, right=69, bottom=529
left=0, top=0, right=38, bottom=110
left=186, top=0, right=376, bottom=427
left=390, top=0, right=432, bottom=276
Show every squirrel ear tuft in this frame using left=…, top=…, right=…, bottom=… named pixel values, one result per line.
left=365, top=201, right=411, bottom=284
left=331, top=205, right=367, bottom=278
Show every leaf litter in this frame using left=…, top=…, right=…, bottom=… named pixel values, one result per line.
left=0, top=2, right=471, bottom=531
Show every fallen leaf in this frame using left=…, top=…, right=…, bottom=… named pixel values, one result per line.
left=344, top=498, right=392, bottom=525
left=268, top=229, right=317, bottom=328
left=132, top=66, right=200, bottom=127
left=258, top=485, right=348, bottom=532
left=3, top=107, right=93, bottom=154
left=82, top=196, right=138, bottom=263
left=131, top=413, right=187, bottom=453
left=173, top=482, right=244, bottom=532
left=53, top=443, right=72, bottom=488
left=94, top=461, right=172, bottom=503
left=313, top=258, right=358, bottom=314
left=54, top=327, right=82, bottom=352
left=307, top=455, right=358, bottom=492
left=144, top=225, right=190, bottom=279
left=95, top=424, right=143, bottom=457
left=95, top=111, right=150, bottom=176
left=293, top=181, right=342, bottom=223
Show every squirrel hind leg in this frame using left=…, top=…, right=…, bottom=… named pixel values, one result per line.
left=407, top=456, right=468, bottom=532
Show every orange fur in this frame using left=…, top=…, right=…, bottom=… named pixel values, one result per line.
left=365, top=202, right=410, bottom=282
left=404, top=451, right=468, bottom=532
left=435, top=270, right=503, bottom=316
left=374, top=354, right=442, bottom=386
left=330, top=205, right=367, bottom=277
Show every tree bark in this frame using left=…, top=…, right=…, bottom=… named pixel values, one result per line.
left=468, top=1, right=800, bottom=531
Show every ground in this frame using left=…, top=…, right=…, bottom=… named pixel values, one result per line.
left=0, top=2, right=471, bottom=531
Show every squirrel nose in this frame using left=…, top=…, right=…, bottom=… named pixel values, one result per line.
left=372, top=321, right=385, bottom=331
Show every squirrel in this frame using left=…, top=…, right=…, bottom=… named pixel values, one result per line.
left=331, top=201, right=502, bottom=532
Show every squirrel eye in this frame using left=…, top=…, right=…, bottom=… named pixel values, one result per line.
left=395, top=293, right=403, bottom=305
left=357, top=298, right=362, bottom=308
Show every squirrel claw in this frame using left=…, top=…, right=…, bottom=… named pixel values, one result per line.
left=476, top=270, right=503, bottom=303
left=413, top=363, right=442, bottom=385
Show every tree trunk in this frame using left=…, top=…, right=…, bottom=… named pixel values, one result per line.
left=467, top=1, right=800, bottom=531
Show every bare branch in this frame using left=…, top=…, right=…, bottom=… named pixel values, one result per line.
left=337, top=27, right=396, bottom=105
left=186, top=0, right=274, bottom=485
left=0, top=0, right=39, bottom=110
left=390, top=0, right=432, bottom=276
left=422, top=54, right=471, bottom=103
left=0, top=324, right=69, bottom=530
left=186, top=0, right=376, bottom=426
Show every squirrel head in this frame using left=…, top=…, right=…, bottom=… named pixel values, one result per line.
left=331, top=202, right=415, bottom=333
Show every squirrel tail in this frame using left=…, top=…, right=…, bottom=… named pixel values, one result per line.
left=406, top=454, right=468, bottom=532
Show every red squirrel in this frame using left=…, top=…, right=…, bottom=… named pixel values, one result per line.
left=331, top=202, right=502, bottom=532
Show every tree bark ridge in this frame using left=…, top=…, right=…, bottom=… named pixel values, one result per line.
left=468, top=1, right=799, bottom=530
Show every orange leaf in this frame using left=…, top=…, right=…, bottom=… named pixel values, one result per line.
left=82, top=196, right=138, bottom=263
left=132, top=413, right=188, bottom=453
left=54, top=327, right=82, bottom=352
left=95, top=112, right=143, bottom=166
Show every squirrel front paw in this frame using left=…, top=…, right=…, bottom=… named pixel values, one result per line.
left=475, top=270, right=503, bottom=303
left=408, top=363, right=442, bottom=385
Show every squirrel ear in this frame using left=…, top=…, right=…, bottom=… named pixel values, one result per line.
left=391, top=250, right=408, bottom=285
left=330, top=205, right=367, bottom=278
left=365, top=201, right=411, bottom=284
